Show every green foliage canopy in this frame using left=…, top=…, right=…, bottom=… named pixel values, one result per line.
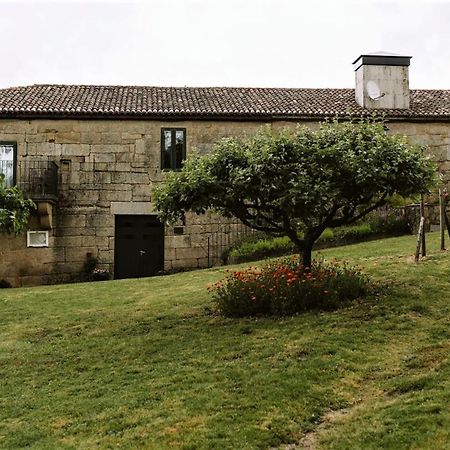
left=0, top=174, right=36, bottom=234
left=154, top=120, right=436, bottom=266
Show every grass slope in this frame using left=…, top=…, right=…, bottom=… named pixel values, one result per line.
left=0, top=233, right=449, bottom=449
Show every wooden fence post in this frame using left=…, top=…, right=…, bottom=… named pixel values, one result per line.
left=419, top=195, right=426, bottom=257
left=445, top=209, right=450, bottom=239
left=415, top=216, right=425, bottom=262
left=439, top=189, right=445, bottom=250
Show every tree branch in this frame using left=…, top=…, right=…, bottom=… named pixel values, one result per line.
left=329, top=193, right=388, bottom=227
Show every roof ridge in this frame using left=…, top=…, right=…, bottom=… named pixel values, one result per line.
left=5, top=84, right=355, bottom=91
left=0, top=84, right=448, bottom=92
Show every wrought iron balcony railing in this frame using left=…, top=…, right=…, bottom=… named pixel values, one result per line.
left=16, top=160, right=59, bottom=202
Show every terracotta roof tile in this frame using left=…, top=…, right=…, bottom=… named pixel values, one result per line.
left=0, top=84, right=449, bottom=120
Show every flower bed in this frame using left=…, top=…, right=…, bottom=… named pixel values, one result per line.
left=209, top=257, right=370, bottom=317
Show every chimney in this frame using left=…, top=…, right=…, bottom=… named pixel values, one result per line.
left=353, top=52, right=412, bottom=109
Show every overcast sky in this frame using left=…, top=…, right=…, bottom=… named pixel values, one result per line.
left=0, top=0, right=449, bottom=89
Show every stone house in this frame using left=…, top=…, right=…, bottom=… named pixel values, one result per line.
left=0, top=53, right=449, bottom=286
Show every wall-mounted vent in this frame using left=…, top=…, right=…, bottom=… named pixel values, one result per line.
left=27, top=231, right=49, bottom=247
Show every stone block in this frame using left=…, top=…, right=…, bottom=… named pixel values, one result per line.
left=190, top=233, right=209, bottom=247
left=112, top=162, right=131, bottom=172
left=175, top=247, right=207, bottom=260
left=132, top=153, right=148, bottom=164
left=128, top=173, right=149, bottom=184
left=91, top=143, right=125, bottom=153
left=52, top=247, right=66, bottom=262
left=166, top=235, right=191, bottom=249
left=135, top=139, right=145, bottom=154
left=79, top=172, right=95, bottom=185
left=55, top=236, right=83, bottom=248
left=81, top=235, right=109, bottom=248
left=110, top=201, right=155, bottom=215
left=94, top=153, right=115, bottom=163
left=69, top=172, right=81, bottom=185
left=115, top=152, right=133, bottom=163
left=80, top=132, right=103, bottom=144
left=59, top=214, right=86, bottom=228
left=99, top=190, right=132, bottom=202
left=0, top=133, right=26, bottom=144
left=25, top=133, right=50, bottom=143
left=95, top=227, right=114, bottom=237
left=51, top=261, right=85, bottom=275
left=131, top=184, right=152, bottom=200
left=65, top=246, right=98, bottom=262
left=63, top=226, right=96, bottom=236
left=197, top=257, right=209, bottom=268
left=97, top=249, right=114, bottom=263
left=92, top=162, right=109, bottom=171
left=36, top=121, right=76, bottom=133
left=111, top=172, right=132, bottom=183
left=61, top=143, right=90, bottom=156
left=19, top=275, right=53, bottom=287
left=55, top=132, right=81, bottom=143
left=94, top=172, right=112, bottom=185
left=104, top=183, right=133, bottom=191
left=0, top=235, right=26, bottom=251
left=171, top=258, right=199, bottom=269
left=164, top=248, right=176, bottom=260
left=99, top=133, right=122, bottom=144
left=91, top=214, right=114, bottom=228
left=72, top=190, right=100, bottom=206
left=122, top=132, right=144, bottom=142
left=26, top=142, right=57, bottom=156
left=129, top=165, right=147, bottom=172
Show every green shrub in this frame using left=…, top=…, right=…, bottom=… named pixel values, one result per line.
left=228, top=225, right=374, bottom=263
left=228, top=235, right=295, bottom=262
left=209, top=257, right=371, bottom=317
left=332, top=223, right=373, bottom=240
left=365, top=210, right=412, bottom=234
left=227, top=214, right=411, bottom=264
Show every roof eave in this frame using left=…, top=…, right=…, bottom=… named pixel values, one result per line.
left=0, top=111, right=449, bottom=122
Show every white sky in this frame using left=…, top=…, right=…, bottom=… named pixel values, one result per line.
left=0, top=0, right=449, bottom=89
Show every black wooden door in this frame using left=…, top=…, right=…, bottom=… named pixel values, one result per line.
left=114, top=215, right=164, bottom=279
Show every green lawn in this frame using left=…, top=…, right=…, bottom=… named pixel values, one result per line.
left=1, top=233, right=449, bottom=449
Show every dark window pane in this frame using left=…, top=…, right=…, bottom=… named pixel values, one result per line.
left=161, top=129, right=186, bottom=170
left=175, top=130, right=184, bottom=169
left=163, top=130, right=172, bottom=169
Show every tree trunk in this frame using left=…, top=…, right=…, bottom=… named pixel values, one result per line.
left=286, top=229, right=314, bottom=269
left=299, top=244, right=313, bottom=269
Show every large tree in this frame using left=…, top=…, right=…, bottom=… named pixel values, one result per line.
left=154, top=120, right=436, bottom=267
left=0, top=175, right=36, bottom=235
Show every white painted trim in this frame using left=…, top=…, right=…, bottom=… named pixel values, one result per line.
left=27, top=231, right=49, bottom=248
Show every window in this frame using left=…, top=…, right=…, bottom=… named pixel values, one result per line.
left=0, top=142, right=16, bottom=187
left=161, top=128, right=186, bottom=170
left=27, top=231, right=49, bottom=248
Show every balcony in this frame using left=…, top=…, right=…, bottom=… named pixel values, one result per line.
left=17, top=160, right=59, bottom=203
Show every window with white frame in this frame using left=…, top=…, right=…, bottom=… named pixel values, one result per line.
left=0, top=142, right=16, bottom=187
left=27, top=231, right=49, bottom=248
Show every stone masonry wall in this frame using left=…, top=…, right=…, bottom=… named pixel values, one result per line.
left=0, top=118, right=449, bottom=286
